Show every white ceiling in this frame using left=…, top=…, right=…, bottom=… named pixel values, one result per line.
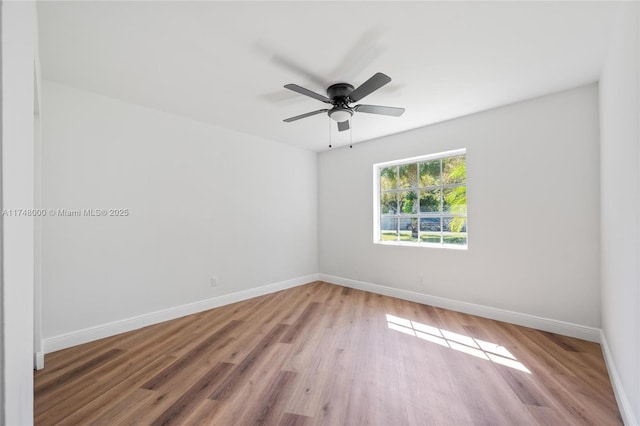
left=37, top=1, right=619, bottom=152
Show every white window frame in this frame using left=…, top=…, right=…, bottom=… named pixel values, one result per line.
left=373, top=148, right=468, bottom=249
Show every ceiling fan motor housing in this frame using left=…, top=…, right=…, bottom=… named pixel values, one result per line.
left=326, top=83, right=354, bottom=102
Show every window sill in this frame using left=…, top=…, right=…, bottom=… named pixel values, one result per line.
left=374, top=240, right=468, bottom=250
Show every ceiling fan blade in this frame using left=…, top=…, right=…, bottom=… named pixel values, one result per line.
left=283, top=109, right=329, bottom=122
left=284, top=84, right=331, bottom=103
left=337, top=120, right=350, bottom=132
left=354, top=104, right=405, bottom=117
left=348, top=72, right=392, bottom=102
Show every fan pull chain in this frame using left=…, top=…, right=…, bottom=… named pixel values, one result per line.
left=349, top=118, right=353, bottom=149
left=328, top=116, right=332, bottom=149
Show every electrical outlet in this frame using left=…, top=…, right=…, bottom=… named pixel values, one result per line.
left=210, top=276, right=218, bottom=287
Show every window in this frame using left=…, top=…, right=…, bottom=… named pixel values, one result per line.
left=374, top=149, right=467, bottom=248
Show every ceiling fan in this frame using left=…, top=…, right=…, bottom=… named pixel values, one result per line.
left=283, top=72, right=405, bottom=132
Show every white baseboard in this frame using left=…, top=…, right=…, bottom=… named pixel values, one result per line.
left=43, top=272, right=601, bottom=354
left=43, top=273, right=319, bottom=354
left=319, top=274, right=601, bottom=343
left=600, top=331, right=638, bottom=426
left=34, top=352, right=45, bottom=370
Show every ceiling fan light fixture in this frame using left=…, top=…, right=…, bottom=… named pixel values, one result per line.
left=329, top=108, right=352, bottom=122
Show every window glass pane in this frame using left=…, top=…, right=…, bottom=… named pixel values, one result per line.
left=380, top=192, right=397, bottom=215
left=443, top=186, right=466, bottom=213
left=398, top=191, right=417, bottom=214
left=399, top=218, right=419, bottom=242
left=398, top=163, right=418, bottom=188
left=381, top=217, right=398, bottom=241
left=420, top=217, right=441, bottom=232
left=421, top=233, right=442, bottom=244
left=420, top=160, right=441, bottom=187
left=420, top=217, right=441, bottom=229
left=420, top=189, right=441, bottom=213
left=443, top=233, right=467, bottom=245
left=443, top=216, right=467, bottom=233
left=420, top=217, right=442, bottom=243
left=380, top=167, right=398, bottom=190
left=443, top=155, right=466, bottom=184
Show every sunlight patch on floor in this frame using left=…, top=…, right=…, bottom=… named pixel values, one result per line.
left=386, top=314, right=531, bottom=374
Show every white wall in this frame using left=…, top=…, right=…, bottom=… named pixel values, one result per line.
left=41, top=81, right=317, bottom=340
left=1, top=1, right=39, bottom=424
left=599, top=3, right=640, bottom=425
left=319, top=84, right=601, bottom=329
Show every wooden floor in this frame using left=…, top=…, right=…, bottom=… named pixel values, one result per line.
left=35, top=281, right=622, bottom=425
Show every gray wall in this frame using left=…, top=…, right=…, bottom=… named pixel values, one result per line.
left=319, top=84, right=601, bottom=328
left=41, top=81, right=318, bottom=339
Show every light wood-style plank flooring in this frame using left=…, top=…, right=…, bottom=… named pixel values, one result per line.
left=35, top=281, right=622, bottom=425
